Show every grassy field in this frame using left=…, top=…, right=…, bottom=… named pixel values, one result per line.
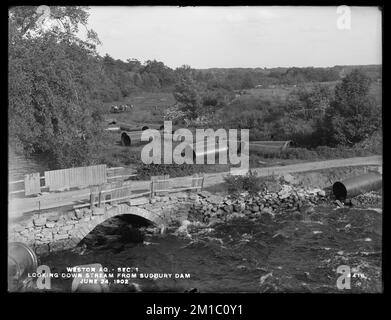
left=103, top=92, right=176, bottom=126
left=240, top=80, right=381, bottom=104
left=98, top=80, right=381, bottom=172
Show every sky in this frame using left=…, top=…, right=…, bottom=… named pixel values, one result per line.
left=85, top=6, right=382, bottom=69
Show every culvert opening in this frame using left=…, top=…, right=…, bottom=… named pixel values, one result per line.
left=79, top=215, right=154, bottom=251
left=332, top=182, right=347, bottom=201
left=121, top=132, right=131, bottom=146
left=142, top=126, right=149, bottom=131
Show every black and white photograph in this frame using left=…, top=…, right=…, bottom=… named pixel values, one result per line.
left=8, top=5, right=382, bottom=296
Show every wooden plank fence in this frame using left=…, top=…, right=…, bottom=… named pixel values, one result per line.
left=191, top=173, right=204, bottom=192
left=45, top=165, right=107, bottom=191
left=82, top=174, right=205, bottom=209
left=150, top=175, right=170, bottom=197
left=107, top=167, right=137, bottom=182
left=10, top=165, right=135, bottom=197
left=24, top=172, right=41, bottom=196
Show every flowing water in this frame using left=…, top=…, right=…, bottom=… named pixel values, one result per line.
left=40, top=205, right=382, bottom=293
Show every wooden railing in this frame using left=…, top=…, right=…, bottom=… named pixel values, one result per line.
left=73, top=174, right=205, bottom=210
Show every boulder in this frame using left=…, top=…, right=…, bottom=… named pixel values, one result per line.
left=223, top=205, right=233, bottom=213
left=227, top=212, right=246, bottom=220
left=233, top=204, right=242, bottom=212
left=261, top=207, right=274, bottom=215
left=251, top=205, right=260, bottom=213
left=280, top=173, right=297, bottom=185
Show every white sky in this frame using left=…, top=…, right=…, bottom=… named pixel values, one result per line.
left=86, top=6, right=382, bottom=69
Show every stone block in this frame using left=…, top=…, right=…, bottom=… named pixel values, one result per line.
left=33, top=217, right=47, bottom=226
left=75, top=209, right=84, bottom=219
left=129, top=197, right=150, bottom=206
left=92, top=207, right=105, bottom=215
left=54, top=233, right=69, bottom=241
left=63, top=225, right=74, bottom=231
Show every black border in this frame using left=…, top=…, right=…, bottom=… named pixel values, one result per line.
left=3, top=1, right=387, bottom=317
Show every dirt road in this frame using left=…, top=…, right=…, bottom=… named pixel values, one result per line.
left=9, top=155, right=381, bottom=218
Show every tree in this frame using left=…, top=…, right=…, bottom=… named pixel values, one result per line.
left=142, top=60, right=176, bottom=88
left=241, top=73, right=255, bottom=89
left=9, top=6, right=104, bottom=168
left=173, top=77, right=203, bottom=120
left=175, top=65, right=195, bottom=81
left=287, top=84, right=332, bottom=121
left=324, top=70, right=381, bottom=146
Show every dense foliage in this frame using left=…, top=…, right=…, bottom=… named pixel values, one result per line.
left=224, top=171, right=264, bottom=195
left=323, top=70, right=381, bottom=146
left=9, top=6, right=105, bottom=168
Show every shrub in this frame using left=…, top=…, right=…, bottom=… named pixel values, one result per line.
left=224, top=170, right=263, bottom=195
left=135, top=163, right=200, bottom=179
left=353, top=130, right=382, bottom=155
left=282, top=148, right=318, bottom=160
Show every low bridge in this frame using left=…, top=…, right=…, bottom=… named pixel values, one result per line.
left=9, top=199, right=167, bottom=256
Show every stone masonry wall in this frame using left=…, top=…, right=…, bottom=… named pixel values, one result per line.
left=9, top=192, right=197, bottom=256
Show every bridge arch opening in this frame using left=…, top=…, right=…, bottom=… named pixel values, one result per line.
left=78, top=214, right=156, bottom=251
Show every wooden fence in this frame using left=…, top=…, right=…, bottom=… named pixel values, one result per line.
left=149, top=174, right=204, bottom=199
left=78, top=174, right=205, bottom=209
left=150, top=175, right=170, bottom=196
left=11, top=164, right=114, bottom=196
left=107, top=167, right=137, bottom=182
left=10, top=165, right=205, bottom=210
left=24, top=173, right=41, bottom=196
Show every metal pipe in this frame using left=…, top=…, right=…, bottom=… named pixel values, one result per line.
left=121, top=130, right=159, bottom=146
left=8, top=242, right=38, bottom=291
left=185, top=140, right=242, bottom=163
left=332, top=172, right=382, bottom=201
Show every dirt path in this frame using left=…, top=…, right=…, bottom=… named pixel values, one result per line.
left=9, top=156, right=381, bottom=218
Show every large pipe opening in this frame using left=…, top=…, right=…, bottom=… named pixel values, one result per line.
left=332, top=172, right=382, bottom=201
left=332, top=182, right=347, bottom=201
left=121, top=132, right=131, bottom=146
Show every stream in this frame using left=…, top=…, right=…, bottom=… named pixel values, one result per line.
left=39, top=205, right=382, bottom=293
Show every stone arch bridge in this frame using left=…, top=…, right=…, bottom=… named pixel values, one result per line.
left=9, top=199, right=169, bottom=256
